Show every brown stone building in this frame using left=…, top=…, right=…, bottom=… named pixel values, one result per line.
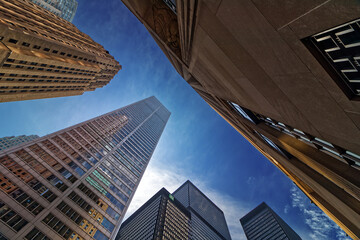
left=121, top=0, right=360, bottom=239
left=0, top=0, right=121, bottom=103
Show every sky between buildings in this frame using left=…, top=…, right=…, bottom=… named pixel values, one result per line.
left=0, top=1, right=351, bottom=239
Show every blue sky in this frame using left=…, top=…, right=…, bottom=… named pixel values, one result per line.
left=0, top=1, right=350, bottom=239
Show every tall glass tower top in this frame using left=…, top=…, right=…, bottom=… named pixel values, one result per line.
left=0, top=96, right=170, bottom=240
left=173, top=180, right=232, bottom=240
left=29, top=0, right=78, bottom=22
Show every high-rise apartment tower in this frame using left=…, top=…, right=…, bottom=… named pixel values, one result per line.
left=29, top=0, right=78, bottom=22
left=0, top=96, right=170, bottom=240
left=240, top=202, right=302, bottom=240
left=121, top=1, right=360, bottom=238
left=117, top=180, right=231, bottom=240
left=0, top=0, right=121, bottom=103
left=0, top=135, right=39, bottom=151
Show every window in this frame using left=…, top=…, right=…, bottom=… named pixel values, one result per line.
left=8, top=39, right=18, bottom=44
left=302, top=18, right=360, bottom=99
left=22, top=42, right=30, bottom=47
left=25, top=227, right=51, bottom=240
left=228, top=101, right=259, bottom=124
left=0, top=201, right=28, bottom=232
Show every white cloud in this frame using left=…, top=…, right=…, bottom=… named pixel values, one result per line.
left=290, top=185, right=351, bottom=240
left=123, top=161, right=249, bottom=240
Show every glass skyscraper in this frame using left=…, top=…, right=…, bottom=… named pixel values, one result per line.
left=0, top=96, right=170, bottom=240
left=173, top=181, right=232, bottom=240
left=29, top=0, right=78, bottom=22
left=240, top=202, right=302, bottom=240
left=117, top=180, right=231, bottom=240
left=116, top=188, right=191, bottom=240
left=0, top=135, right=39, bottom=151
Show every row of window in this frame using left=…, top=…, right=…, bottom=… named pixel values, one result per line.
left=0, top=173, right=44, bottom=215
left=67, top=191, right=115, bottom=233
left=98, top=163, right=132, bottom=195
left=28, top=144, right=78, bottom=183
left=0, top=156, right=57, bottom=202
left=49, top=137, right=92, bottom=171
left=85, top=176, right=125, bottom=212
left=15, top=149, right=68, bottom=192
left=42, top=213, right=82, bottom=240
left=77, top=183, right=120, bottom=221
left=0, top=200, right=28, bottom=232
left=4, top=58, right=96, bottom=74
left=1, top=63, right=95, bottom=78
left=92, top=170, right=128, bottom=202
left=0, top=88, right=83, bottom=94
left=228, top=101, right=360, bottom=167
left=25, top=228, right=51, bottom=240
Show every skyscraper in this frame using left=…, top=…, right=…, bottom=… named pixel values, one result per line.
left=117, top=180, right=231, bottom=240
left=173, top=180, right=231, bottom=240
left=116, top=188, right=191, bottom=240
left=0, top=0, right=121, bottom=103
left=0, top=96, right=170, bottom=240
left=0, top=135, right=39, bottom=151
left=29, top=0, right=78, bottom=22
left=240, top=202, right=302, bottom=240
left=121, top=1, right=360, bottom=238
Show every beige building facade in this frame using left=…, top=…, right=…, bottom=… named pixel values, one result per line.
left=121, top=0, right=360, bottom=239
left=0, top=0, right=121, bottom=103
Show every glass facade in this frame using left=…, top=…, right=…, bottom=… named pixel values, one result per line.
left=0, top=96, right=170, bottom=239
left=173, top=181, right=232, bottom=240
left=0, top=135, right=39, bottom=151
left=29, top=0, right=78, bottom=22
left=118, top=181, right=231, bottom=240
left=117, top=188, right=191, bottom=240
left=240, top=202, right=302, bottom=240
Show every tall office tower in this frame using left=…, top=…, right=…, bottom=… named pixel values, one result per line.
left=0, top=135, right=39, bottom=151
left=121, top=1, right=360, bottom=238
left=240, top=202, right=302, bottom=240
left=116, top=188, right=191, bottom=240
left=117, top=181, right=231, bottom=240
left=29, top=0, right=78, bottom=22
left=0, top=0, right=121, bottom=103
left=0, top=96, right=170, bottom=240
left=173, top=180, right=231, bottom=240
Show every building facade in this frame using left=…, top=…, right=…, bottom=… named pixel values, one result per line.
left=121, top=1, right=360, bottom=238
left=0, top=96, right=170, bottom=240
left=116, top=188, right=191, bottom=240
left=0, top=135, right=39, bottom=151
left=173, top=181, right=231, bottom=240
left=29, top=0, right=78, bottom=22
left=117, top=180, right=231, bottom=240
left=240, top=202, right=302, bottom=240
left=0, top=0, right=121, bottom=103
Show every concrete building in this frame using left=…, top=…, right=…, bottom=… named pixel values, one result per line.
left=240, top=202, right=302, bottom=240
left=0, top=0, right=121, bottom=103
left=0, top=135, right=39, bottom=151
left=0, top=96, right=170, bottom=240
left=29, top=0, right=78, bottom=22
left=117, top=180, right=231, bottom=240
left=120, top=1, right=360, bottom=239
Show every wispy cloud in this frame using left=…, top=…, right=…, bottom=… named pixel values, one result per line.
left=124, top=161, right=249, bottom=240
left=289, top=185, right=351, bottom=240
